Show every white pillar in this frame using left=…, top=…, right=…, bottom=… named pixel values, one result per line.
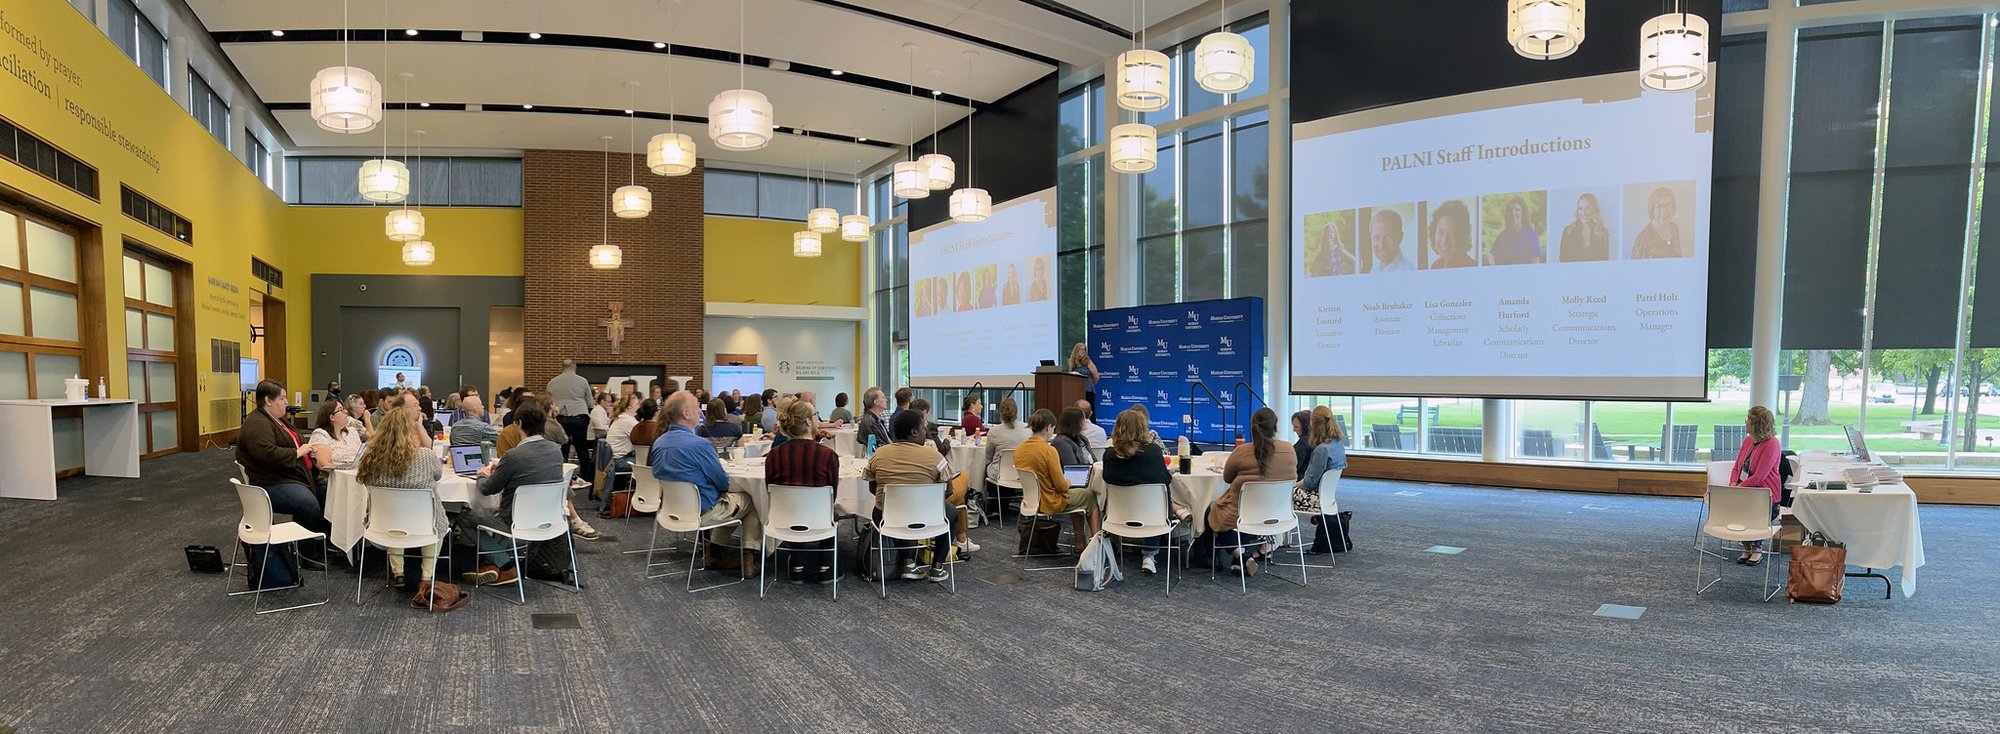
left=1482, top=399, right=1508, bottom=461
left=1749, top=19, right=1796, bottom=410
left=1264, top=0, right=1292, bottom=427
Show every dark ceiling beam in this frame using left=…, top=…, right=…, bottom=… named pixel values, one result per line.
left=793, top=0, right=1067, bottom=66
left=1008, top=0, right=1134, bottom=40
left=262, top=101, right=900, bottom=149
left=213, top=29, right=991, bottom=108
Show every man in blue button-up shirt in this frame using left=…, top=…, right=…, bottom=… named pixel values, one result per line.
left=652, top=390, right=757, bottom=568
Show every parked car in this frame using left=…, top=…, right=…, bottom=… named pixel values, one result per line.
left=1870, top=382, right=1897, bottom=403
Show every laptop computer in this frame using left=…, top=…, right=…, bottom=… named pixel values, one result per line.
left=448, top=445, right=487, bottom=476
left=435, top=409, right=457, bottom=429
left=1843, top=425, right=1870, bottom=462
left=1062, top=465, right=1092, bottom=486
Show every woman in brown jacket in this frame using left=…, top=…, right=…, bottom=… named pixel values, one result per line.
left=1207, top=407, right=1296, bottom=575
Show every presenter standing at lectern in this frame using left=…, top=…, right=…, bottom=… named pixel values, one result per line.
left=1068, top=343, right=1100, bottom=398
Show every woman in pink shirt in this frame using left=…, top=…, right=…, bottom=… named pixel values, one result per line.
left=1728, top=405, right=1784, bottom=565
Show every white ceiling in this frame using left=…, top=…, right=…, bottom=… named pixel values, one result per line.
left=184, top=0, right=1208, bottom=172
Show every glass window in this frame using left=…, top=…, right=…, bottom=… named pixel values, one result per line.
left=1422, top=398, right=1482, bottom=455
left=150, top=410, right=178, bottom=450
left=0, top=211, right=16, bottom=269
left=1059, top=88, right=1088, bottom=156
left=143, top=262, right=173, bottom=307
left=127, top=359, right=145, bottom=401
left=1182, top=39, right=1224, bottom=121
left=32, top=353, right=80, bottom=400
left=1059, top=160, right=1089, bottom=253
left=147, top=360, right=176, bottom=403
left=1139, top=143, right=1177, bottom=236
left=445, top=159, right=523, bottom=206
left=1182, top=228, right=1225, bottom=302
left=245, top=133, right=270, bottom=181
left=758, top=174, right=810, bottom=220
left=1516, top=401, right=1586, bottom=460
left=188, top=70, right=230, bottom=145
left=1182, top=133, right=1224, bottom=230
left=145, top=312, right=173, bottom=351
left=0, top=351, right=26, bottom=399
left=1587, top=402, right=1669, bottom=463
left=819, top=181, right=858, bottom=217
left=29, top=288, right=77, bottom=342
left=0, top=282, right=22, bottom=335
left=1357, top=397, right=1419, bottom=452
left=704, top=170, right=759, bottom=216
left=107, top=0, right=137, bottom=66
left=123, top=308, right=142, bottom=349
left=1139, top=235, right=1178, bottom=305
left=134, top=7, right=167, bottom=92
left=1232, top=122, right=1269, bottom=222
left=1234, top=22, right=1271, bottom=102
left=1229, top=220, right=1267, bottom=300
left=25, top=220, right=76, bottom=283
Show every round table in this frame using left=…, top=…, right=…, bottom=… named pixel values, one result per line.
left=946, top=440, right=992, bottom=490
left=826, top=426, right=861, bottom=458
left=325, top=467, right=479, bottom=561
left=722, top=455, right=873, bottom=536
left=1085, top=453, right=1229, bottom=535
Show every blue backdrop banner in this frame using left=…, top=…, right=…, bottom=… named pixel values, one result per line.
left=1087, top=297, right=1266, bottom=444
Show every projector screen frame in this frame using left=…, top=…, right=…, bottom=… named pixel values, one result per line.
left=907, top=187, right=1063, bottom=390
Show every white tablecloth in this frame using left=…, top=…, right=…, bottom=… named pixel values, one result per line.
left=1084, top=454, right=1228, bottom=535
left=1789, top=455, right=1925, bottom=597
left=827, top=427, right=860, bottom=458
left=947, top=441, right=991, bottom=490
left=723, top=456, right=872, bottom=538
left=326, top=468, right=479, bottom=560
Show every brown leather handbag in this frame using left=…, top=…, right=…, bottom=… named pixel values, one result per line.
left=411, top=580, right=470, bottom=612
left=1787, top=532, right=1846, bottom=604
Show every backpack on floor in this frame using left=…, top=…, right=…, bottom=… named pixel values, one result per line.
left=521, top=539, right=575, bottom=582
left=852, top=528, right=886, bottom=581
left=1074, top=534, right=1122, bottom=592
left=243, top=541, right=299, bottom=590
left=1017, top=518, right=1061, bottom=556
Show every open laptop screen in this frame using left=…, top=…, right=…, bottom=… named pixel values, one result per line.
left=449, top=445, right=486, bottom=474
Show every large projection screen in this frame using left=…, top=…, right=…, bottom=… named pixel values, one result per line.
left=908, top=188, right=1060, bottom=388
left=1290, top=70, right=1714, bottom=399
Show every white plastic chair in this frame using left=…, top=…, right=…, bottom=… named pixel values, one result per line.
left=1211, top=480, right=1307, bottom=593
left=871, top=483, right=957, bottom=597
left=226, top=479, right=329, bottom=615
left=989, top=447, right=1023, bottom=522
left=761, top=484, right=839, bottom=599
left=472, top=481, right=579, bottom=605
left=1088, top=446, right=1106, bottom=463
left=1280, top=470, right=1347, bottom=570
left=1015, top=472, right=1091, bottom=571
left=619, top=472, right=670, bottom=556
left=1695, top=484, right=1780, bottom=601
left=1102, top=483, right=1179, bottom=595
left=356, top=484, right=451, bottom=607
left=645, top=480, right=746, bottom=592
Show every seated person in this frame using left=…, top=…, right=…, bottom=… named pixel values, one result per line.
left=1293, top=405, right=1350, bottom=554
left=1015, top=408, right=1100, bottom=544
left=702, top=398, right=744, bottom=445
left=492, top=397, right=598, bottom=540
left=1051, top=407, right=1093, bottom=466
left=827, top=392, right=854, bottom=424
left=864, top=410, right=967, bottom=581
left=1076, top=400, right=1108, bottom=451
left=1209, top=408, right=1297, bottom=575
left=1100, top=408, right=1175, bottom=574
left=959, top=395, right=986, bottom=435
left=448, top=394, right=501, bottom=447
left=459, top=401, right=566, bottom=587
left=628, top=399, right=662, bottom=450
left=1729, top=406, right=1784, bottom=565
left=354, top=407, right=457, bottom=609
left=653, top=390, right=759, bottom=574
left=764, top=400, right=842, bottom=580
left=307, top=398, right=365, bottom=473
left=236, top=380, right=331, bottom=558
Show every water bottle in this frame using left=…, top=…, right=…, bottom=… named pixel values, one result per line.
left=1176, top=435, right=1190, bottom=458
left=866, top=433, right=878, bottom=457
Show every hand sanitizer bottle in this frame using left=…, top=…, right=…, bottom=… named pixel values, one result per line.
left=96, top=376, right=106, bottom=399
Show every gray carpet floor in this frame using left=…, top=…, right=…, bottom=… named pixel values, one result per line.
left=1, top=448, right=1995, bottom=733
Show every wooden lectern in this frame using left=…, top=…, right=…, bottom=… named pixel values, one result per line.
left=1034, top=367, right=1088, bottom=416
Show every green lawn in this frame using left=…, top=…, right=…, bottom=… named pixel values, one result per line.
left=1348, top=397, right=2000, bottom=454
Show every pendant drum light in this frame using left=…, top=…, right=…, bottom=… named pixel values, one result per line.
left=1639, top=8, right=1708, bottom=92
left=894, top=44, right=929, bottom=199
left=1508, top=0, right=1585, bottom=61
left=808, top=207, right=841, bottom=233
left=949, top=51, right=990, bottom=223
left=613, top=82, right=652, bottom=218
left=793, top=230, right=823, bottom=258
left=358, top=14, right=406, bottom=202
left=648, top=6, right=699, bottom=175
left=591, top=136, right=622, bottom=269
left=310, top=0, right=381, bottom=133
left=1109, top=123, right=1157, bottom=174
left=918, top=68, right=954, bottom=190
left=709, top=1, right=773, bottom=151
left=385, top=75, right=423, bottom=238
left=1116, top=0, right=1169, bottom=112
left=401, top=240, right=436, bottom=266
left=841, top=214, right=870, bottom=242
left=1193, top=0, right=1253, bottom=94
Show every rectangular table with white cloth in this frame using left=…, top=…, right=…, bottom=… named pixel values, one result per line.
left=1787, top=453, right=1926, bottom=598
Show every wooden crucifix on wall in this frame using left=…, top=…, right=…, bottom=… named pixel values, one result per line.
left=600, top=301, right=635, bottom=355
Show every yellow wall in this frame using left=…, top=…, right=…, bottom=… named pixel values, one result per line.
left=1, top=0, right=291, bottom=435
left=704, top=215, right=862, bottom=307
left=283, top=206, right=524, bottom=389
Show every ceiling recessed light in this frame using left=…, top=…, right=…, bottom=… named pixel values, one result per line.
left=527, top=32, right=542, bottom=39
left=404, top=29, right=418, bottom=36
left=624, top=109, right=634, bottom=114
left=830, top=69, right=844, bottom=76
left=857, top=136, right=868, bottom=142
left=270, top=30, right=284, bottom=37
left=932, top=89, right=942, bottom=96
left=418, top=102, right=430, bottom=107
left=653, top=41, right=666, bottom=49
left=522, top=104, right=534, bottom=109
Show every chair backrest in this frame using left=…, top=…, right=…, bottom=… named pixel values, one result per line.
left=658, top=480, right=703, bottom=530
left=629, top=471, right=664, bottom=513
left=364, top=485, right=442, bottom=544
left=879, top=483, right=949, bottom=531
left=561, top=463, right=578, bottom=482
left=1316, top=470, right=1343, bottom=514
left=1016, top=470, right=1042, bottom=514
left=996, top=447, right=1021, bottom=485
left=1103, top=483, right=1171, bottom=534
left=233, top=461, right=249, bottom=484
left=1705, top=484, right=1774, bottom=532
left=1237, top=480, right=1296, bottom=532
left=766, top=484, right=835, bottom=533
left=510, top=481, right=570, bottom=539
left=1088, top=446, right=1106, bottom=462
left=230, top=478, right=274, bottom=544
left=633, top=445, right=650, bottom=467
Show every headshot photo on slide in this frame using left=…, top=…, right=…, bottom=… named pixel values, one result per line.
left=1625, top=180, right=1697, bottom=260
left=1362, top=203, right=1417, bottom=274
left=915, top=278, right=935, bottom=317
left=1001, top=263, right=1022, bottom=305
left=1424, top=197, right=1478, bottom=270
left=955, top=271, right=974, bottom=311
left=1480, top=191, right=1547, bottom=266
left=1552, top=187, right=1620, bottom=263
left=1028, top=255, right=1053, bottom=302
left=1302, top=209, right=1358, bottom=277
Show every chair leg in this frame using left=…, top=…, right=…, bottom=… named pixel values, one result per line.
left=684, top=532, right=702, bottom=592
left=877, top=531, right=888, bottom=599
left=758, top=536, right=769, bottom=598
left=830, top=539, right=839, bottom=601
left=354, top=543, right=367, bottom=604
left=223, top=541, right=239, bottom=596
left=565, top=534, right=580, bottom=593
left=1163, top=535, right=1173, bottom=597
